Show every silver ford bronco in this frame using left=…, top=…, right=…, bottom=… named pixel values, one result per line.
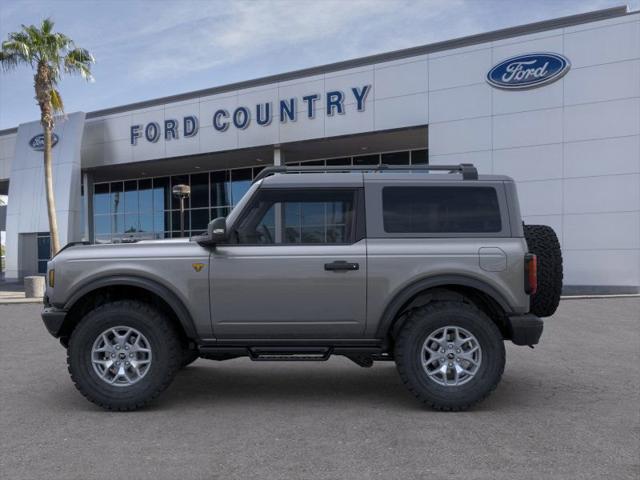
left=41, top=163, right=563, bottom=411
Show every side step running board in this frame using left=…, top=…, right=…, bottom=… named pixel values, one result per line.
left=249, top=347, right=332, bottom=362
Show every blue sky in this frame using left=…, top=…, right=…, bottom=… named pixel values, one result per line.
left=0, top=0, right=634, bottom=130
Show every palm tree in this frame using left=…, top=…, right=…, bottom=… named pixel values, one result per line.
left=0, top=18, right=94, bottom=255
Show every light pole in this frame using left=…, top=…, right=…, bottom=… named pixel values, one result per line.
left=172, top=184, right=191, bottom=237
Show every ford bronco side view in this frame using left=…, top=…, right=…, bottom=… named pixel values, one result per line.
left=41, top=163, right=563, bottom=411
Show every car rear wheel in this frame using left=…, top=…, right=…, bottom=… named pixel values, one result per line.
left=67, top=300, right=181, bottom=411
left=395, top=301, right=505, bottom=411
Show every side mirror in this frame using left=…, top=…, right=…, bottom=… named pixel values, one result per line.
left=209, top=217, right=227, bottom=243
left=195, top=217, right=227, bottom=247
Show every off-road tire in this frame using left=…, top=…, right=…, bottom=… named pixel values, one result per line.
left=67, top=300, right=181, bottom=411
left=524, top=224, right=563, bottom=317
left=395, top=301, right=505, bottom=411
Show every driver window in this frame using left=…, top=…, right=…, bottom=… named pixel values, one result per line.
left=235, top=189, right=355, bottom=245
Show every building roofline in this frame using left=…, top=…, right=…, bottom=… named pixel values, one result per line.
left=0, top=5, right=631, bottom=136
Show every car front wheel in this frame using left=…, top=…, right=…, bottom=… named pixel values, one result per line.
left=67, top=300, right=181, bottom=411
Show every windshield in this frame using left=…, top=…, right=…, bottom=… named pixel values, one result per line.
left=224, top=180, right=262, bottom=229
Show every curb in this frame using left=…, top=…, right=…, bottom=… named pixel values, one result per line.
left=0, top=298, right=43, bottom=305
left=561, top=294, right=640, bottom=300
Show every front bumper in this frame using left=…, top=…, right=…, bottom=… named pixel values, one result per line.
left=41, top=307, right=68, bottom=338
left=507, top=314, right=543, bottom=346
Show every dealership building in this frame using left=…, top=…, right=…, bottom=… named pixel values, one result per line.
left=0, top=5, right=639, bottom=293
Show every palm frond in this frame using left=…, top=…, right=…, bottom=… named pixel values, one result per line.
left=41, top=17, right=54, bottom=35
left=64, top=47, right=94, bottom=81
left=53, top=32, right=72, bottom=50
left=50, top=88, right=64, bottom=113
left=2, top=37, right=32, bottom=62
left=0, top=51, right=20, bottom=70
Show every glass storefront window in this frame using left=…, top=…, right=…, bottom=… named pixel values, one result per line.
left=37, top=232, right=50, bottom=274
left=230, top=168, right=252, bottom=205
left=124, top=180, right=138, bottom=213
left=381, top=151, right=410, bottom=165
left=190, top=208, right=209, bottom=232
left=139, top=212, right=153, bottom=233
left=139, top=179, right=153, bottom=212
left=211, top=171, right=230, bottom=208
left=171, top=210, right=190, bottom=234
left=326, top=157, right=351, bottom=166
left=94, top=183, right=110, bottom=214
left=411, top=149, right=428, bottom=165
left=190, top=173, right=209, bottom=208
left=112, top=213, right=124, bottom=234
left=153, top=211, right=168, bottom=233
left=211, top=206, right=229, bottom=220
left=94, top=215, right=111, bottom=235
left=110, top=182, right=123, bottom=218
left=91, top=149, right=424, bottom=243
left=153, top=177, right=170, bottom=212
left=353, top=154, right=380, bottom=166
left=124, top=213, right=139, bottom=233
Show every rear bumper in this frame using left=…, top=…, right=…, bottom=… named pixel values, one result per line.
left=507, top=314, right=543, bottom=346
left=41, top=307, right=67, bottom=338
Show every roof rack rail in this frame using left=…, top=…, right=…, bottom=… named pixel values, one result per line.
left=252, top=163, right=478, bottom=183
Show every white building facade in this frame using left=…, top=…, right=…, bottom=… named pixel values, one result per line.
left=0, top=6, right=638, bottom=293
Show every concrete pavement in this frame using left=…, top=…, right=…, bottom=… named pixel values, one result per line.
left=0, top=298, right=638, bottom=479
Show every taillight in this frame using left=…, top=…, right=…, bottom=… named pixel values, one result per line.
left=524, top=253, right=537, bottom=295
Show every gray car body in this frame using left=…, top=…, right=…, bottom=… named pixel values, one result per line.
left=45, top=171, right=531, bottom=346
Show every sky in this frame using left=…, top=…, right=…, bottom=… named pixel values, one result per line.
left=0, top=0, right=636, bottom=130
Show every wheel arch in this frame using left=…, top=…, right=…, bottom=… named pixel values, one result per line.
left=376, top=274, right=513, bottom=343
left=58, top=275, right=197, bottom=346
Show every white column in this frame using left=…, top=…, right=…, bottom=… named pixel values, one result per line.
left=273, top=146, right=283, bottom=243
left=273, top=146, right=283, bottom=166
left=82, top=172, right=93, bottom=242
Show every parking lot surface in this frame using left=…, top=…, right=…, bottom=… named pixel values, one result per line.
left=1, top=298, right=638, bottom=480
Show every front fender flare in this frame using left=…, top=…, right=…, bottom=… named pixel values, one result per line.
left=63, top=275, right=198, bottom=339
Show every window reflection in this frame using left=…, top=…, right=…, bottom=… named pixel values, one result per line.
left=153, top=177, right=170, bottom=212
left=230, top=168, right=252, bottom=205
left=211, top=171, right=230, bottom=208
left=94, top=183, right=109, bottom=214
left=110, top=182, right=123, bottom=216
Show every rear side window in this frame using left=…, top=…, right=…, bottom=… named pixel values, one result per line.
left=382, top=186, right=501, bottom=233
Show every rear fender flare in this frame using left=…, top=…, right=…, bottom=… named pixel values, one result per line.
left=375, top=274, right=512, bottom=339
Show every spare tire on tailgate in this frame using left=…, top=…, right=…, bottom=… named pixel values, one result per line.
left=523, top=224, right=563, bottom=317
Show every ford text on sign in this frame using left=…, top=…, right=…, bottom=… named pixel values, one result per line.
left=130, top=85, right=371, bottom=146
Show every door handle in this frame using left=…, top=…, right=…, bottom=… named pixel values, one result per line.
left=324, top=261, right=359, bottom=272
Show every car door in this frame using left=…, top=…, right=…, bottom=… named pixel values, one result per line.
left=210, top=186, right=367, bottom=339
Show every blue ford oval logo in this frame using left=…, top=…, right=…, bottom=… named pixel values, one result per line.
left=487, top=53, right=570, bottom=90
left=29, top=133, right=59, bottom=151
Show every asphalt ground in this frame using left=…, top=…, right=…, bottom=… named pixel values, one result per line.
left=1, top=298, right=638, bottom=480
